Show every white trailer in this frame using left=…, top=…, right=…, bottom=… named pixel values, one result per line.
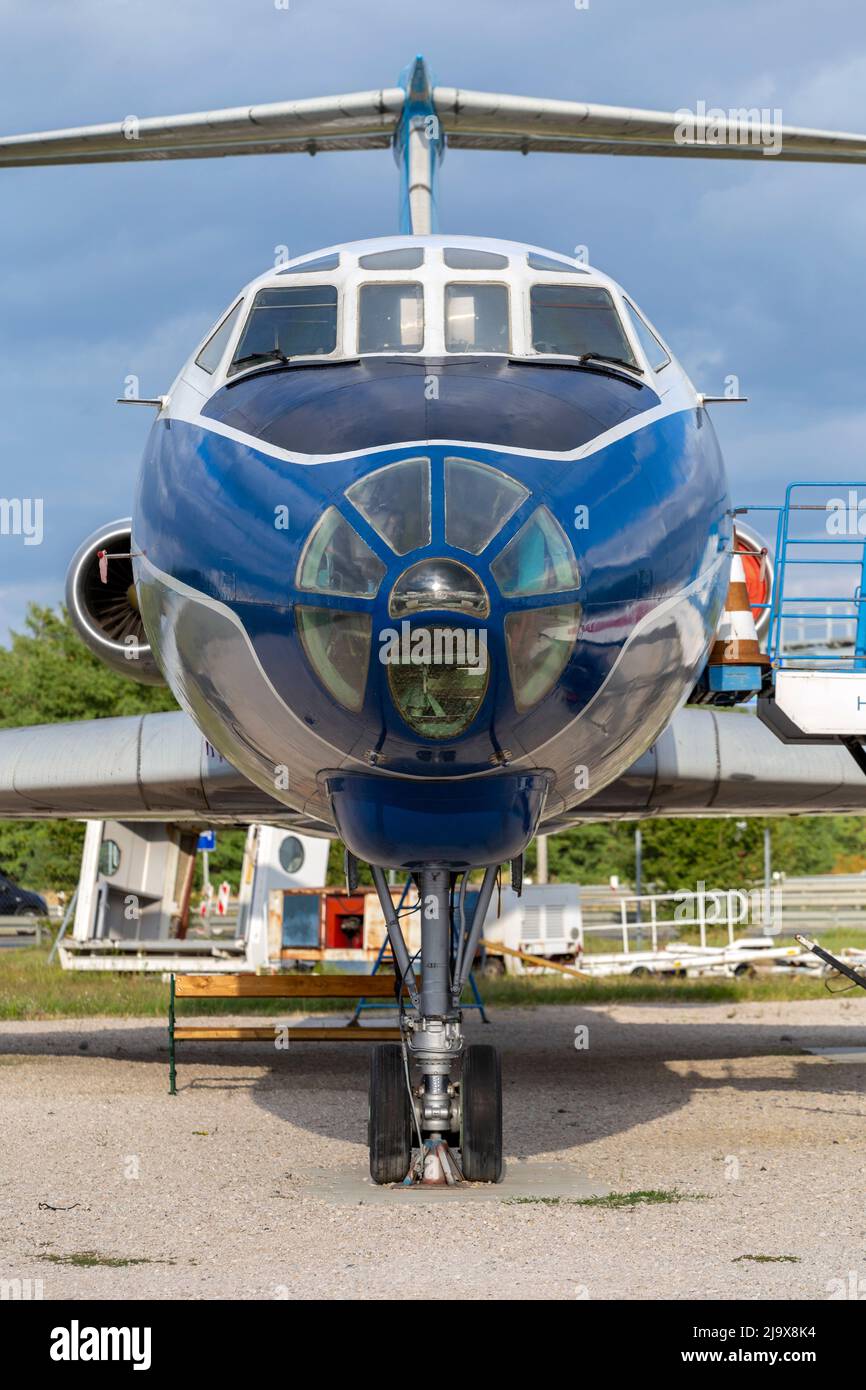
left=58, top=820, right=329, bottom=971
left=480, top=884, right=582, bottom=973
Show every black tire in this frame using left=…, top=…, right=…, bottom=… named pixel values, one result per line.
left=460, top=1044, right=503, bottom=1182
left=368, top=1044, right=412, bottom=1184
left=14, top=905, right=40, bottom=919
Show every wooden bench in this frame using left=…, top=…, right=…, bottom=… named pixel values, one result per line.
left=168, top=972, right=402, bottom=1094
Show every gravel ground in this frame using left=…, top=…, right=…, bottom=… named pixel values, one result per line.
left=1, top=999, right=865, bottom=1301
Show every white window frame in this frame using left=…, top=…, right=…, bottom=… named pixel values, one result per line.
left=443, top=280, right=512, bottom=355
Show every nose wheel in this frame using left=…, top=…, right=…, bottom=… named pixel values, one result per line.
left=368, top=1040, right=503, bottom=1185
left=368, top=1043, right=412, bottom=1184
left=460, top=1044, right=503, bottom=1182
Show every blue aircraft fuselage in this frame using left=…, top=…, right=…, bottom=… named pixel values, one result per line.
left=132, top=239, right=731, bottom=869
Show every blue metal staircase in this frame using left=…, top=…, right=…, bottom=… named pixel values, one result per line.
left=739, top=482, right=866, bottom=765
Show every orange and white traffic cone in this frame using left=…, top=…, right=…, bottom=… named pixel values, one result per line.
left=709, top=552, right=771, bottom=667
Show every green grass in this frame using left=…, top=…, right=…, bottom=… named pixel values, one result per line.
left=478, top=970, right=838, bottom=1007
left=505, top=1188, right=702, bottom=1208
left=0, top=945, right=850, bottom=1019
left=574, top=1188, right=701, bottom=1208
left=0, top=947, right=370, bottom=1020
left=0, top=943, right=857, bottom=1021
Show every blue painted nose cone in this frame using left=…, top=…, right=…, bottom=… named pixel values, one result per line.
left=323, top=769, right=554, bottom=869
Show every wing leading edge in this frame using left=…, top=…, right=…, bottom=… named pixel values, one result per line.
left=0, top=89, right=405, bottom=168
left=2, top=83, right=864, bottom=169
left=433, top=88, right=866, bottom=163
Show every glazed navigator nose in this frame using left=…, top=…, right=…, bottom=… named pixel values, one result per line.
left=292, top=452, right=584, bottom=734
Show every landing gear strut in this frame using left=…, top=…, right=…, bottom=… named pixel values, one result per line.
left=366, top=862, right=503, bottom=1185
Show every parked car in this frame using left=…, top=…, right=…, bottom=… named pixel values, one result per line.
left=0, top=870, right=48, bottom=917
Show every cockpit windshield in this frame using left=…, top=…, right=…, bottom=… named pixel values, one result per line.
left=444, top=284, right=510, bottom=353
left=228, top=285, right=337, bottom=373
left=215, top=246, right=651, bottom=380
left=358, top=283, right=424, bottom=353
left=530, top=284, right=638, bottom=366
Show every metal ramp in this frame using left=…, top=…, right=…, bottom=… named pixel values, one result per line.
left=738, top=482, right=866, bottom=770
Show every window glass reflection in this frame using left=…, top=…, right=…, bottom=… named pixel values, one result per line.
left=230, top=286, right=337, bottom=372
left=346, top=458, right=430, bottom=556
left=358, top=283, right=423, bottom=352
left=444, top=458, right=528, bottom=554
left=297, top=508, right=385, bottom=597
left=505, top=603, right=581, bottom=711
left=445, top=284, right=509, bottom=353
left=491, top=507, right=580, bottom=597
left=530, top=284, right=636, bottom=364
left=296, top=607, right=371, bottom=711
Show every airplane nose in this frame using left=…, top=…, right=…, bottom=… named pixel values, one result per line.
left=291, top=450, right=586, bottom=748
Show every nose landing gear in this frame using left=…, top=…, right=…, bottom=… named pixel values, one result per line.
left=366, top=863, right=503, bottom=1185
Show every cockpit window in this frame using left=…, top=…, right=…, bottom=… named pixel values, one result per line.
left=359, top=248, right=424, bottom=270
left=297, top=507, right=385, bottom=598
left=229, top=286, right=337, bottom=373
left=505, top=603, right=581, bottom=712
left=278, top=253, right=340, bottom=274
left=346, top=458, right=430, bottom=556
left=443, top=248, right=508, bottom=269
left=527, top=253, right=587, bottom=274
left=296, top=607, right=371, bottom=711
left=195, top=300, right=242, bottom=374
left=444, top=458, right=528, bottom=554
left=530, top=284, right=637, bottom=365
left=444, top=284, right=510, bottom=353
left=358, top=283, right=424, bottom=352
left=622, top=298, right=671, bottom=371
left=491, top=506, right=581, bottom=597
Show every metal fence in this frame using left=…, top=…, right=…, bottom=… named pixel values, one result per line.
left=577, top=875, right=866, bottom=951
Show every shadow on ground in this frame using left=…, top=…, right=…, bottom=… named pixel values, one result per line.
left=2, top=1003, right=864, bottom=1157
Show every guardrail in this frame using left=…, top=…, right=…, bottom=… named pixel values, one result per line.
left=0, top=916, right=46, bottom=945
left=575, top=880, right=866, bottom=951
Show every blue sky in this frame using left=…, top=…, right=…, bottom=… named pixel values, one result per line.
left=1, top=0, right=864, bottom=641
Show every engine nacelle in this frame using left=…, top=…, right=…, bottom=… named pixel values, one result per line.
left=65, top=519, right=165, bottom=686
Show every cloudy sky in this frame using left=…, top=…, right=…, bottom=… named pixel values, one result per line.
left=1, top=0, right=864, bottom=640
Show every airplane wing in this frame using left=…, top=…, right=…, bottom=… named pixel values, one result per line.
left=2, top=60, right=863, bottom=237
left=0, top=709, right=333, bottom=833
left=433, top=88, right=866, bottom=163
left=0, top=88, right=405, bottom=167
left=550, top=706, right=866, bottom=829
left=0, top=707, right=864, bottom=826
left=2, top=83, right=863, bottom=169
